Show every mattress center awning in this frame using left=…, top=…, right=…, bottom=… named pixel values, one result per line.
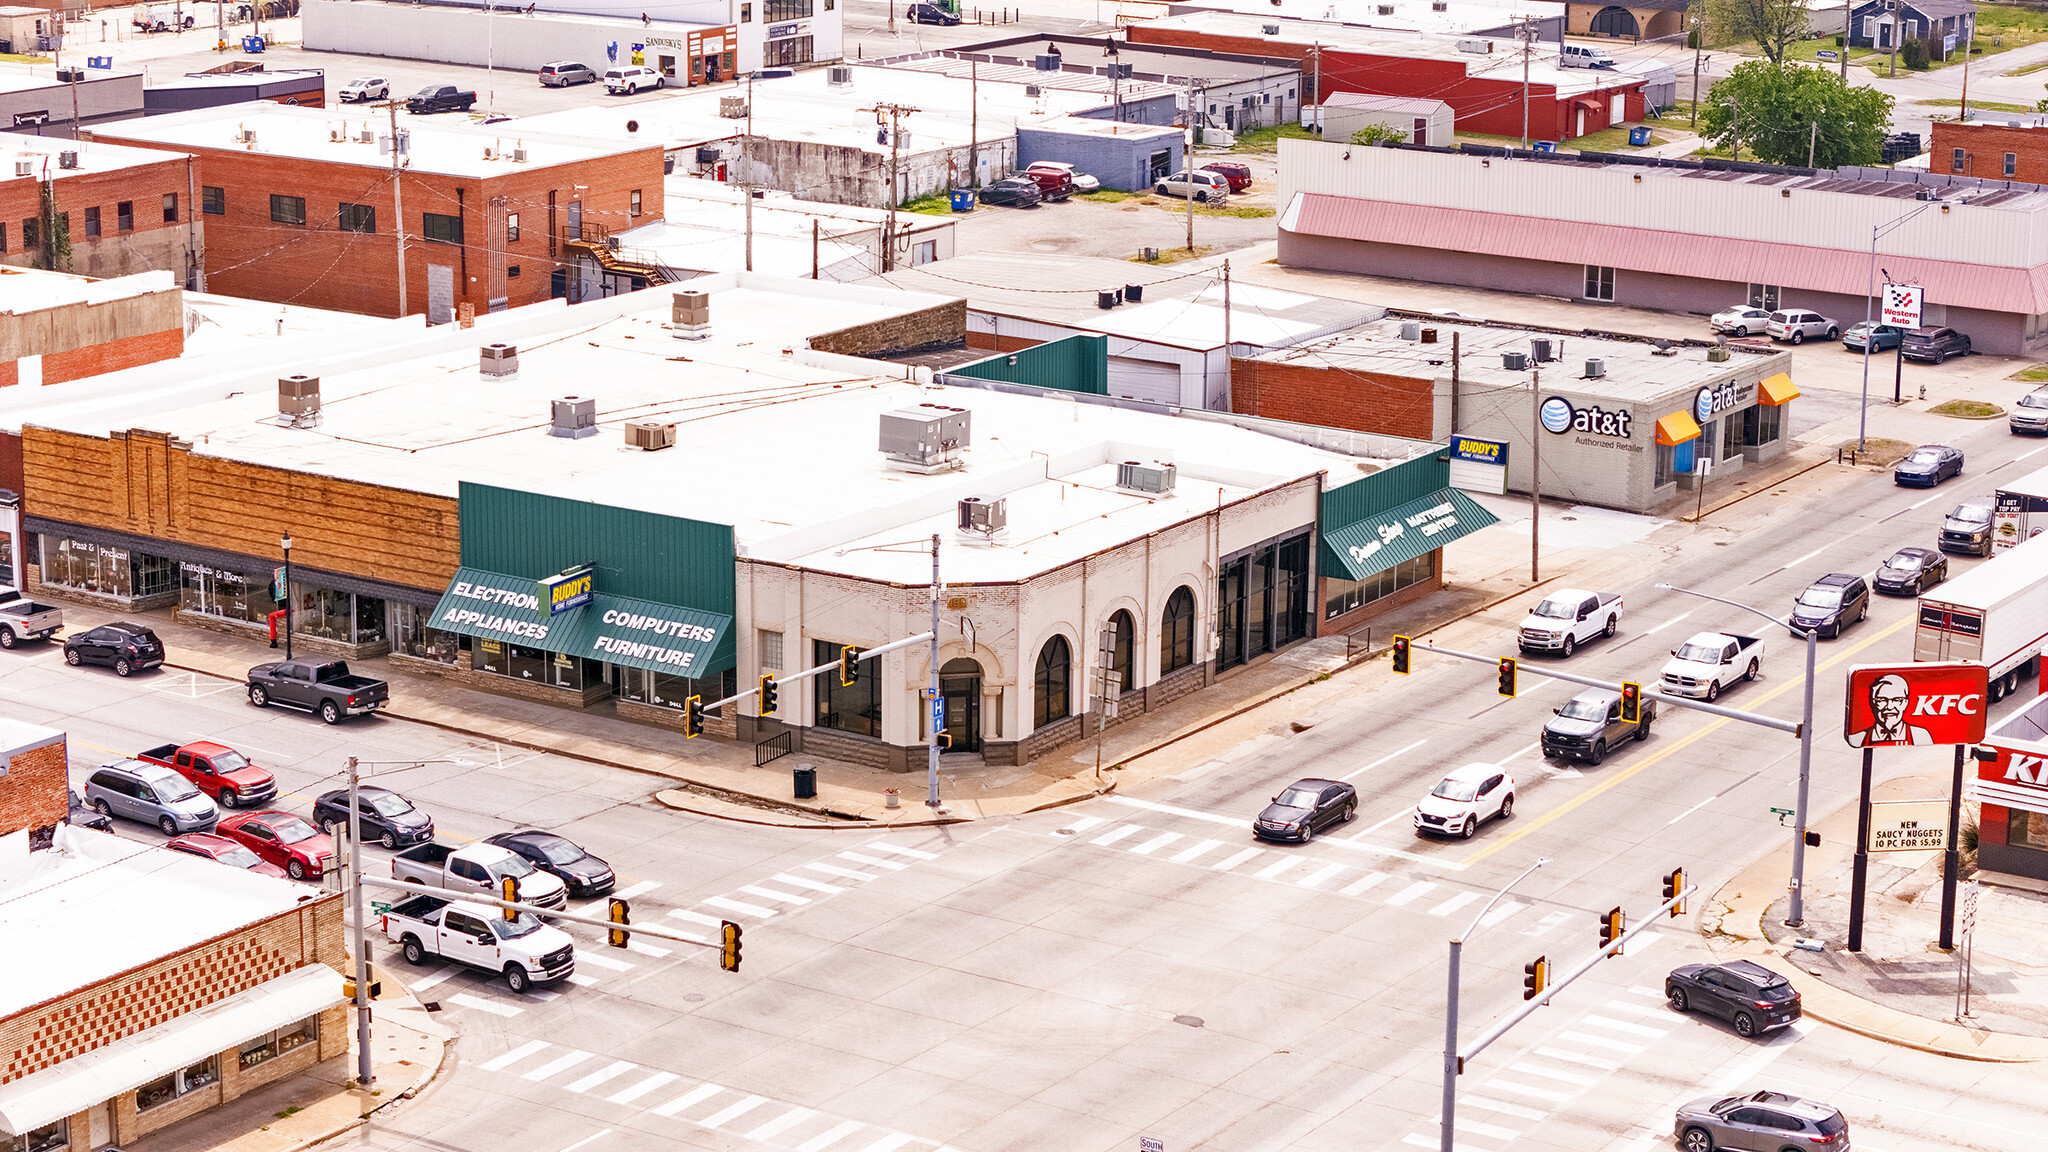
left=1321, top=487, right=1500, bottom=581
left=429, top=567, right=732, bottom=677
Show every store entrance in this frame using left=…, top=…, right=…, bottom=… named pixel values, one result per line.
left=940, top=658, right=982, bottom=753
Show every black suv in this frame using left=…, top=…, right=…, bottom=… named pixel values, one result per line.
left=1666, top=959, right=1802, bottom=1037
left=906, top=2, right=961, bottom=22
left=1790, top=573, right=1868, bottom=639
left=62, top=622, right=164, bottom=676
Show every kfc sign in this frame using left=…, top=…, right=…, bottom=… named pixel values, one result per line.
left=1843, top=662, right=1989, bottom=748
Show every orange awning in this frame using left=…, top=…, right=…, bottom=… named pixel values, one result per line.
left=1655, top=411, right=1702, bottom=446
left=1759, top=372, right=1799, bottom=406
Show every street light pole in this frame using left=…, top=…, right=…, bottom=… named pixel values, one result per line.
left=280, top=531, right=293, bottom=661
left=346, top=755, right=373, bottom=1088
left=1443, top=856, right=1548, bottom=1152
left=1658, top=583, right=1813, bottom=926
left=1859, top=201, right=1937, bottom=452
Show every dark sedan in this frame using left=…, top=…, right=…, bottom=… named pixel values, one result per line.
left=1874, top=546, right=1948, bottom=596
left=1893, top=444, right=1963, bottom=487
left=906, top=2, right=960, bottom=23
left=1253, top=778, right=1356, bottom=843
left=484, top=830, right=617, bottom=897
left=978, top=177, right=1042, bottom=208
left=62, top=622, right=164, bottom=677
left=1668, top=959, right=1802, bottom=1037
left=313, top=785, right=434, bottom=849
left=1901, top=325, right=1971, bottom=363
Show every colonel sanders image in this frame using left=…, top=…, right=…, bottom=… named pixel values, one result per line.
left=1848, top=673, right=1935, bottom=747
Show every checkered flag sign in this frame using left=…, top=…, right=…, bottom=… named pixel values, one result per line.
left=1881, top=283, right=1924, bottom=329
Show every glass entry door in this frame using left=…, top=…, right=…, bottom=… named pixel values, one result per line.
left=940, top=658, right=982, bottom=753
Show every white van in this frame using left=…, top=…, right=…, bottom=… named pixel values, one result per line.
left=1559, top=43, right=1617, bottom=68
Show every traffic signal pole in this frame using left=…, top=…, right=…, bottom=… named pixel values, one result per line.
left=701, top=630, right=937, bottom=713
left=1406, top=639, right=1800, bottom=733
left=1442, top=857, right=1549, bottom=1152
left=364, top=874, right=722, bottom=951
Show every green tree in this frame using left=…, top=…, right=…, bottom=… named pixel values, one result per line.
left=1349, top=122, right=1409, bottom=146
left=1706, top=0, right=1812, bottom=62
left=1700, top=61, right=1893, bottom=168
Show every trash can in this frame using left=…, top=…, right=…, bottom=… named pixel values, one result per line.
left=242, top=34, right=265, bottom=52
left=949, top=188, right=974, bottom=212
left=1628, top=126, right=1652, bottom=146
left=1532, top=140, right=1557, bottom=154
left=793, top=763, right=817, bottom=800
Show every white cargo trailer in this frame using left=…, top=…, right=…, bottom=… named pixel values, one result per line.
left=1993, top=464, right=2048, bottom=553
left=1916, top=529, right=2048, bottom=699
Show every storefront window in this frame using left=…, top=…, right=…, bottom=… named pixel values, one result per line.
left=0, top=532, right=14, bottom=584
left=1722, top=412, right=1743, bottom=460
left=618, top=666, right=733, bottom=711
left=506, top=643, right=548, bottom=682
left=1218, top=533, right=1311, bottom=671
left=39, top=535, right=173, bottom=597
left=476, top=637, right=509, bottom=675
left=815, top=639, right=880, bottom=736
left=13, top=1120, right=65, bottom=1152
left=239, top=1017, right=318, bottom=1071
left=286, top=582, right=389, bottom=645
left=392, top=603, right=459, bottom=664
left=2013, top=809, right=2048, bottom=849
left=182, top=563, right=270, bottom=623
left=1743, top=403, right=1782, bottom=447
left=1325, top=552, right=1436, bottom=619
left=1655, top=442, right=1675, bottom=487
left=137, top=1056, right=218, bottom=1110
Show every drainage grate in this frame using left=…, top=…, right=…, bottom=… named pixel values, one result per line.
left=422, top=1002, right=442, bottom=1012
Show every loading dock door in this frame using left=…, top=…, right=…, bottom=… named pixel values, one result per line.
left=1107, top=357, right=1182, bottom=405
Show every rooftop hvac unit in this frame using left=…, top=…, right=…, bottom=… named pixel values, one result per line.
left=1025, top=84, right=1042, bottom=97
left=511, top=146, right=527, bottom=162
left=12, top=159, right=30, bottom=177
left=329, top=124, right=343, bottom=143
left=1117, top=460, right=1177, bottom=496
left=672, top=289, right=710, bottom=339
left=956, top=496, right=1009, bottom=544
left=1530, top=337, right=1553, bottom=363
left=277, top=374, right=320, bottom=420
left=720, top=95, right=749, bottom=118
left=237, top=127, right=256, bottom=144
left=625, top=420, right=677, bottom=451
left=1502, top=351, right=1529, bottom=371
left=695, top=146, right=721, bottom=163
left=1584, top=358, right=1605, bottom=378
left=1432, top=0, right=1445, bottom=8
left=1034, top=53, right=1060, bottom=70
left=1457, top=38, right=1492, bottom=53
left=483, top=147, right=498, bottom=160
left=360, top=126, right=376, bottom=143
left=550, top=396, right=599, bottom=439
left=827, top=65, right=853, bottom=86
left=56, top=150, right=76, bottom=169
left=480, top=342, right=518, bottom=379
left=1399, top=320, right=1421, bottom=340
left=879, top=403, right=971, bottom=472
left=1376, top=4, right=1394, bottom=14
left=1706, top=345, right=1732, bottom=362
left=1262, top=22, right=1280, bottom=33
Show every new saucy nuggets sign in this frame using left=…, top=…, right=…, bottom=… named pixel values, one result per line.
left=1843, top=661, right=1989, bottom=748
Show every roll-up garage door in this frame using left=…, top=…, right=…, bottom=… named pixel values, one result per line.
left=1106, top=357, right=1182, bottom=405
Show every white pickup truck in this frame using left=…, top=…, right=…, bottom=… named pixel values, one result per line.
left=381, top=894, right=575, bottom=993
left=1660, top=632, right=1765, bottom=702
left=0, top=587, right=62, bottom=648
left=1517, top=589, right=1623, bottom=657
left=391, top=841, right=570, bottom=909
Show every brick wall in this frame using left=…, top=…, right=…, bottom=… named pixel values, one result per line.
left=1930, top=121, right=2048, bottom=183
left=0, top=154, right=200, bottom=280
left=1146, top=660, right=1209, bottom=710
left=965, top=331, right=1044, bottom=353
left=809, top=300, right=966, bottom=357
left=0, top=730, right=65, bottom=840
left=797, top=727, right=899, bottom=771
left=1231, top=358, right=1437, bottom=440
left=1322, top=559, right=1442, bottom=637
left=42, top=324, right=185, bottom=384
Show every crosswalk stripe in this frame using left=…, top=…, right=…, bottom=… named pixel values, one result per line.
left=448, top=993, right=521, bottom=1017
left=627, top=940, right=672, bottom=958
left=795, top=1121, right=867, bottom=1152
left=611, top=880, right=662, bottom=900
left=863, top=841, right=939, bottom=860
left=1129, top=832, right=1184, bottom=855
left=1341, top=871, right=1389, bottom=896
left=1442, top=1117, right=1521, bottom=1140
left=1480, top=900, right=1528, bottom=928
left=699, top=1095, right=770, bottom=1128
left=668, top=908, right=725, bottom=927
left=1254, top=857, right=1298, bottom=879
left=608, top=1071, right=680, bottom=1104
left=1297, top=863, right=1348, bottom=888
left=1060, top=815, right=1107, bottom=834
left=1429, top=892, right=1481, bottom=918
left=479, top=1039, right=549, bottom=1071
left=652, top=1083, right=725, bottom=1118
left=567, top=973, right=598, bottom=986
left=1598, top=999, right=1666, bottom=1017
left=836, top=852, right=908, bottom=871
left=857, top=1134, right=921, bottom=1152
left=745, top=1107, right=818, bottom=1141
left=1401, top=1133, right=1493, bottom=1152
left=704, top=895, right=778, bottom=917
left=1385, top=880, right=1437, bottom=906
left=567, top=1060, right=639, bottom=1093
left=1211, top=847, right=1261, bottom=871
left=1091, top=826, right=1143, bottom=846
left=1582, top=1014, right=1667, bottom=1038
left=772, top=872, right=846, bottom=894
left=523, top=1050, right=595, bottom=1081
left=1558, top=1030, right=1645, bottom=1054
left=576, top=951, right=636, bottom=972
left=1482, top=1078, right=1572, bottom=1103
left=1507, top=1061, right=1597, bottom=1086
left=1461, top=1095, right=1548, bottom=1121
left=1533, top=1046, right=1620, bottom=1071
left=408, top=968, right=455, bottom=991
left=1523, top=909, right=1573, bottom=937
left=807, top=862, right=881, bottom=882
left=739, top=884, right=811, bottom=905
left=1169, top=839, right=1227, bottom=863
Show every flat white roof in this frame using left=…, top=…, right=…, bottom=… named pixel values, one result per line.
left=614, top=218, right=874, bottom=278
left=0, top=62, right=142, bottom=95
left=1021, top=114, right=1182, bottom=141
left=93, top=103, right=654, bottom=179
left=1172, top=0, right=1556, bottom=34
left=1, top=135, right=182, bottom=184
left=0, top=269, right=176, bottom=318
left=149, top=68, right=326, bottom=90
left=661, top=175, right=951, bottom=233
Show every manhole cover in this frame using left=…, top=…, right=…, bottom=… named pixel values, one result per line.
left=1173, top=1015, right=1204, bottom=1028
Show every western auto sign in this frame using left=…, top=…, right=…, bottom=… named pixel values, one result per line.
left=1844, top=661, right=1989, bottom=748
left=1881, top=283, right=1924, bottom=329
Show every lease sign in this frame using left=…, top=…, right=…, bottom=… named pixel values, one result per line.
left=1844, top=661, right=1988, bottom=748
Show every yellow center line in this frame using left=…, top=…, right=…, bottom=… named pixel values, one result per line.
left=1459, top=615, right=1914, bottom=867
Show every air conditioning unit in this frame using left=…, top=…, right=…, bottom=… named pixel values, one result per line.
left=329, top=125, right=343, bottom=142
left=827, top=65, right=853, bottom=86
left=56, top=150, right=77, bottom=169
left=672, top=289, right=710, bottom=339
left=360, top=126, right=376, bottom=143
left=1432, top=0, right=1446, bottom=8
left=550, top=396, right=598, bottom=439
left=483, top=147, right=498, bottom=160
left=1117, top=460, right=1177, bottom=495
left=1262, top=22, right=1281, bottom=33
left=12, top=159, right=31, bottom=177
left=625, top=420, right=677, bottom=451
left=720, top=95, right=749, bottom=118
left=1034, top=53, right=1060, bottom=70
left=1377, top=4, right=1394, bottom=14
left=604, top=236, right=621, bottom=251
left=511, top=146, right=527, bottom=162
left=879, top=403, right=971, bottom=472
left=1706, top=345, right=1732, bottom=363
left=956, top=496, right=1009, bottom=543
left=277, top=374, right=320, bottom=419
left=1530, top=337, right=1553, bottom=363
left=1399, top=320, right=1421, bottom=340
left=480, top=343, right=518, bottom=379
left=1584, top=358, right=1606, bottom=378
left=236, top=126, right=256, bottom=144
left=1502, top=351, right=1529, bottom=371
left=1024, top=84, right=1042, bottom=98
left=1457, top=38, right=1493, bottom=53
left=695, top=146, right=721, bottom=163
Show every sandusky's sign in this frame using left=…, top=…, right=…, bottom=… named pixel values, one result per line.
left=1865, top=799, right=1952, bottom=853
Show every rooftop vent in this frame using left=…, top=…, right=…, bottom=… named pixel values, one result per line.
left=720, top=95, right=749, bottom=118
left=1530, top=337, right=1553, bottom=363
left=57, top=150, right=77, bottom=169
left=1262, top=22, right=1281, bottom=33
left=1420, top=327, right=1438, bottom=343
left=1117, top=460, right=1177, bottom=496
left=956, top=496, right=1009, bottom=544
left=278, top=374, right=320, bottom=422
left=1502, top=351, right=1529, bottom=371
left=1399, top=320, right=1421, bottom=340
left=481, top=342, right=518, bottom=378
left=550, top=396, right=599, bottom=439
left=827, top=65, right=853, bottom=86
left=672, top=289, right=710, bottom=340
left=625, top=420, right=677, bottom=451
left=879, top=403, right=971, bottom=472
left=1377, top=4, right=1394, bottom=14
left=1584, top=357, right=1605, bottom=378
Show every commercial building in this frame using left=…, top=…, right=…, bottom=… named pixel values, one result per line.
left=1564, top=0, right=1688, bottom=40
left=0, top=719, right=349, bottom=1151
left=1162, top=0, right=1560, bottom=40
left=2, top=134, right=202, bottom=283
left=1320, top=93, right=1453, bottom=146
left=0, top=61, right=146, bottom=137
left=0, top=268, right=184, bottom=388
left=1275, top=139, right=2048, bottom=356
left=0, top=4, right=60, bottom=48
left=0, top=276, right=1485, bottom=768
left=143, top=66, right=326, bottom=115
left=1977, top=666, right=2048, bottom=880
left=94, top=103, right=664, bottom=321
left=1931, top=114, right=2048, bottom=183
left=1015, top=116, right=1185, bottom=191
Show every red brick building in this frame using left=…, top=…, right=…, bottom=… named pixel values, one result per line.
left=95, top=105, right=666, bottom=321
left=1, top=136, right=204, bottom=283
left=0, top=268, right=185, bottom=389
left=1931, top=117, right=2048, bottom=183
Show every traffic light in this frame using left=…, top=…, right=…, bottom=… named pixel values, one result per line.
left=343, top=974, right=381, bottom=1001
left=759, top=674, right=778, bottom=717
left=935, top=731, right=951, bottom=751
left=1804, top=830, right=1821, bottom=847
left=501, top=874, right=520, bottom=921
left=1598, top=906, right=1624, bottom=954
left=684, top=695, right=704, bottom=738
left=1497, top=656, right=1517, bottom=698
left=1663, top=867, right=1686, bottom=917
left=720, top=919, right=743, bottom=972
left=1619, top=681, right=1642, bottom=724
left=1391, top=635, right=1411, bottom=675
left=608, top=897, right=631, bottom=948
left=840, top=644, right=861, bottom=686
left=1522, top=956, right=1548, bottom=1000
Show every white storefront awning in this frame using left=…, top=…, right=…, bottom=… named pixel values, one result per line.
left=1974, top=779, right=2048, bottom=817
left=0, top=964, right=344, bottom=1136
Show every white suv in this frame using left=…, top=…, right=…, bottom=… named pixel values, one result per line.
left=1764, top=309, right=1839, bottom=344
left=1154, top=169, right=1230, bottom=203
left=604, top=66, right=663, bottom=95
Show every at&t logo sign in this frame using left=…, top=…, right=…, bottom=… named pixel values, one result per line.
left=1540, top=396, right=1633, bottom=439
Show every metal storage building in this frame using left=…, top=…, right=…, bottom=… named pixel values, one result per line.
left=1015, top=116, right=1183, bottom=191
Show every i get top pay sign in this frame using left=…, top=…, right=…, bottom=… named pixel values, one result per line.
left=1882, top=283, right=1924, bottom=329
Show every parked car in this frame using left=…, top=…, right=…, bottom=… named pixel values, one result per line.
left=383, top=894, right=575, bottom=993
left=1252, top=778, right=1357, bottom=843
left=83, top=759, right=218, bottom=836
left=2011, top=387, right=2048, bottom=435
left=1674, top=1090, right=1847, bottom=1152
left=1025, top=160, right=1099, bottom=192
left=1894, top=443, right=1964, bottom=487
left=538, top=61, right=597, bottom=87
left=484, top=830, right=618, bottom=898
left=1790, top=572, right=1869, bottom=639
left=135, top=741, right=279, bottom=810
left=1874, top=546, right=1948, bottom=596
left=0, top=586, right=61, bottom=648
left=1154, top=169, right=1230, bottom=203
left=1939, top=496, right=1996, bottom=554
left=68, top=787, right=113, bottom=833
left=1542, top=687, right=1653, bottom=765
left=1199, top=160, right=1253, bottom=191
left=1017, top=164, right=1073, bottom=202
left=167, top=832, right=290, bottom=878
left=1901, top=325, right=1971, bottom=363
left=405, top=84, right=478, bottom=113
left=1841, top=320, right=1905, bottom=352
left=1660, top=631, right=1764, bottom=702
left=1667, top=959, right=1802, bottom=1038
left=392, top=840, right=570, bottom=908
left=215, top=810, right=335, bottom=880
left=62, top=621, right=163, bottom=677
left=1763, top=309, right=1839, bottom=344
left=1558, top=42, right=1616, bottom=68
left=246, top=658, right=389, bottom=723
left=978, top=177, right=1042, bottom=208
left=1415, top=764, right=1514, bottom=839
left=338, top=76, right=389, bottom=103
left=603, top=66, right=663, bottom=94
left=906, top=2, right=961, bottom=23
left=313, top=786, right=435, bottom=849
left=1709, top=306, right=1771, bottom=336
left=1516, top=588, right=1622, bottom=657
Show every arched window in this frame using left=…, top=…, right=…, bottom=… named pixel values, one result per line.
left=1109, top=609, right=1135, bottom=695
left=1034, top=635, right=1071, bottom=730
left=1161, top=586, right=1195, bottom=674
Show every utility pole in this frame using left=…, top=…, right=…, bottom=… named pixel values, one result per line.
left=1889, top=0, right=1900, bottom=77
left=346, top=757, right=374, bottom=1089
left=385, top=98, right=409, bottom=317
left=861, top=102, right=916, bottom=270
left=969, top=59, right=979, bottom=187
left=1690, top=33, right=1704, bottom=131
left=744, top=72, right=755, bottom=272
left=1184, top=76, right=1197, bottom=252
left=485, top=0, right=495, bottom=118
left=1731, top=94, right=1739, bottom=161
left=925, top=534, right=941, bottom=809
left=1519, top=16, right=1533, bottom=148
left=1222, top=259, right=1232, bottom=357
left=1449, top=331, right=1462, bottom=434
left=1960, top=18, right=1975, bottom=121
left=1842, top=0, right=1852, bottom=79
left=1808, top=120, right=1818, bottom=168
left=1309, top=43, right=1322, bottom=133
left=1529, top=370, right=1540, bottom=582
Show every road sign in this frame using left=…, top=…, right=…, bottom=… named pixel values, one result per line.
left=1140, top=1139, right=1164, bottom=1152
left=1865, top=799, right=1951, bottom=852
left=1818, top=48, right=1840, bottom=60
left=1961, top=882, right=1979, bottom=935
left=1881, top=283, right=1924, bottom=329
left=1844, top=661, right=1989, bottom=747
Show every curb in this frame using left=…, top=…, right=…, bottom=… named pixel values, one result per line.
left=1683, top=452, right=1836, bottom=523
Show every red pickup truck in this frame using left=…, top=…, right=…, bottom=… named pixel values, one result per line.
left=136, top=741, right=279, bottom=810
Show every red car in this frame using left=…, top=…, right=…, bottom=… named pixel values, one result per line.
left=216, top=810, right=335, bottom=881
left=135, top=740, right=279, bottom=810
left=1200, top=161, right=1252, bottom=192
left=166, top=832, right=290, bottom=879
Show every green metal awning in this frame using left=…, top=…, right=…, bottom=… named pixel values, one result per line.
left=429, top=567, right=732, bottom=677
left=1320, top=488, right=1500, bottom=581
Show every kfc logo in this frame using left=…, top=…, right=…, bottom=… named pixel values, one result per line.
left=2007, top=753, right=2048, bottom=786
left=1844, top=662, right=1989, bottom=748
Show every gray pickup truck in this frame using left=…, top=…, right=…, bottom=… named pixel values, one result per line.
left=246, top=658, right=389, bottom=724
left=0, top=587, right=62, bottom=648
left=406, top=84, right=477, bottom=113
left=392, top=840, right=570, bottom=909
left=1541, top=687, right=1656, bottom=765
